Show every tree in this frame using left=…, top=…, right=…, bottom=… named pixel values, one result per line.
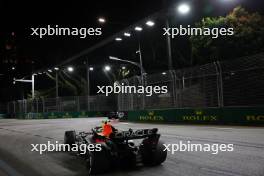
left=190, top=6, right=264, bottom=65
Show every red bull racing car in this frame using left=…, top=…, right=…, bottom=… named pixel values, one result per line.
left=64, top=124, right=167, bottom=175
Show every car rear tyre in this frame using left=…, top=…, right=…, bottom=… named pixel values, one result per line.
left=86, top=147, right=110, bottom=175
left=140, top=140, right=167, bottom=166
left=64, top=131, right=76, bottom=147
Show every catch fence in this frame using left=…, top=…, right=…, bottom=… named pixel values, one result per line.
left=7, top=53, right=264, bottom=114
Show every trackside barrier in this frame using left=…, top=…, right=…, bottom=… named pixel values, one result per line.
left=0, top=114, right=6, bottom=119
left=125, top=107, right=264, bottom=125
left=14, top=111, right=107, bottom=119
left=9, top=107, right=264, bottom=126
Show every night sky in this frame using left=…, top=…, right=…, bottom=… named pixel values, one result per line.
left=1, top=0, right=264, bottom=102
left=1, top=1, right=163, bottom=67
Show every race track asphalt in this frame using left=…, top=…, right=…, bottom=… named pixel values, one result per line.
left=0, top=118, right=263, bottom=176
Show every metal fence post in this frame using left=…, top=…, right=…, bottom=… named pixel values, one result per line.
left=214, top=61, right=224, bottom=107
left=130, top=84, right=134, bottom=111
left=214, top=62, right=221, bottom=107
left=87, top=96, right=90, bottom=111
left=76, top=96, right=80, bottom=111
left=7, top=103, right=9, bottom=114
left=42, top=98, right=45, bottom=113
left=86, top=58, right=91, bottom=111
left=31, top=99, right=34, bottom=113
left=24, top=99, right=27, bottom=114
left=217, top=61, right=224, bottom=107
left=169, top=70, right=177, bottom=107
left=36, top=99, right=39, bottom=113
left=56, top=97, right=58, bottom=112
left=142, top=75, right=146, bottom=110
left=13, top=101, right=16, bottom=114
left=182, top=75, right=185, bottom=89
left=123, top=79, right=133, bottom=110
left=58, top=97, right=61, bottom=112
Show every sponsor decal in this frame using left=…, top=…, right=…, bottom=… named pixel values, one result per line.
left=62, top=112, right=72, bottom=118
left=139, top=111, right=164, bottom=121
left=246, top=115, right=264, bottom=121
left=183, top=110, right=218, bottom=121
left=48, top=112, right=58, bottom=119
left=114, top=129, right=155, bottom=138
left=78, top=111, right=87, bottom=118
left=26, top=113, right=43, bottom=119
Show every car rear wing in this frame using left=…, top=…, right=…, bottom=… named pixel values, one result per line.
left=112, top=128, right=159, bottom=140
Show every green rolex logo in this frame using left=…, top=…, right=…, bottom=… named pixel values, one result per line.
left=195, top=110, right=203, bottom=115
left=149, top=111, right=154, bottom=116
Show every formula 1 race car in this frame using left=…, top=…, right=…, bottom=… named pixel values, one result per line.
left=64, top=126, right=167, bottom=175
left=105, top=111, right=127, bottom=120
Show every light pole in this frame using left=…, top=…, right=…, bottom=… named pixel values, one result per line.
left=134, top=26, right=145, bottom=86
left=13, top=74, right=35, bottom=99
left=32, top=75, right=35, bottom=99
left=163, top=3, right=191, bottom=69
left=103, top=65, right=116, bottom=84
left=54, top=67, right=59, bottom=98
left=136, top=43, right=144, bottom=86
left=85, top=60, right=94, bottom=97
left=85, top=59, right=92, bottom=111
left=163, top=0, right=173, bottom=70
left=165, top=18, right=173, bottom=70
left=109, top=56, right=146, bottom=74
left=99, top=18, right=155, bottom=83
left=55, top=71, right=59, bottom=98
left=109, top=56, right=146, bottom=109
left=42, top=67, right=59, bottom=98
left=41, top=66, right=73, bottom=98
left=86, top=60, right=90, bottom=97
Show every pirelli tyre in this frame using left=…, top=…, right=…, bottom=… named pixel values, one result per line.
left=64, top=131, right=76, bottom=147
left=140, top=140, right=167, bottom=166
left=86, top=146, right=110, bottom=175
left=119, top=150, right=137, bottom=168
